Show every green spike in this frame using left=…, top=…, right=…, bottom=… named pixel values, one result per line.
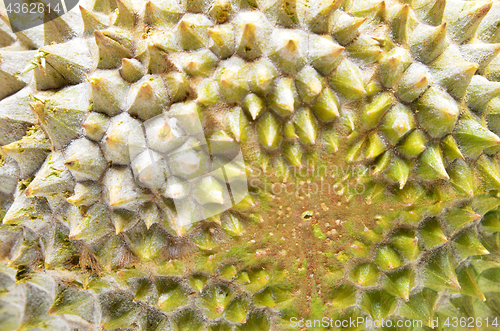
left=155, top=279, right=189, bottom=313
left=322, top=128, right=340, bottom=153
left=444, top=205, right=480, bottom=233
left=365, top=131, right=386, bottom=159
left=386, top=156, right=411, bottom=189
left=409, top=22, right=448, bottom=63
left=417, top=142, right=449, bottom=180
left=191, top=228, right=218, bottom=251
left=478, top=3, right=500, bottom=42
left=208, top=24, right=235, bottom=59
left=126, top=222, right=167, bottom=261
left=306, top=0, right=342, bottom=33
left=391, top=4, right=416, bottom=43
left=111, top=209, right=140, bottom=234
left=389, top=229, right=420, bottom=260
left=67, top=182, right=101, bottom=207
left=69, top=203, right=112, bottom=242
left=245, top=269, right=271, bottom=293
left=329, top=59, right=366, bottom=99
left=447, top=1, right=492, bottom=44
left=380, top=103, right=415, bottom=144
left=414, top=0, right=446, bottom=25
left=199, top=284, right=235, bottom=318
left=22, top=152, right=73, bottom=197
left=362, top=92, right=395, bottom=129
left=461, top=42, right=500, bottom=74
left=345, top=137, right=365, bottom=163
left=308, top=34, right=344, bottom=75
left=372, top=151, right=391, bottom=175
left=349, top=0, right=386, bottom=18
left=375, top=245, right=402, bottom=271
left=350, top=263, right=380, bottom=287
left=414, top=86, right=459, bottom=138
left=263, top=0, right=299, bottom=27
left=235, top=17, right=267, bottom=60
left=481, top=211, right=500, bottom=233
left=295, top=66, right=323, bottom=103
left=253, top=287, right=277, bottom=308
left=380, top=47, right=412, bottom=88
left=79, top=5, right=108, bottom=36
left=217, top=59, right=249, bottom=102
left=329, top=283, right=357, bottom=309
left=248, top=58, right=277, bottom=96
left=447, top=159, right=475, bottom=197
left=1, top=130, right=50, bottom=178
left=269, top=30, right=307, bottom=74
left=424, top=248, right=461, bottom=292
left=235, top=312, right=271, bottom=331
left=366, top=79, right=382, bottom=97
left=194, top=176, right=228, bottom=205
left=293, top=108, right=318, bottom=145
left=396, top=63, right=431, bottom=102
left=88, top=70, right=129, bottom=116
left=361, top=290, right=397, bottom=321
left=419, top=218, right=447, bottom=249
left=177, top=15, right=211, bottom=51
left=91, top=0, right=117, bottom=13
left=365, top=181, right=387, bottom=204
left=242, top=93, right=265, bottom=120
left=395, top=182, right=425, bottom=206
left=0, top=50, right=33, bottom=98
left=31, top=86, right=88, bottom=150
left=397, top=129, right=427, bottom=157
left=126, top=75, right=168, bottom=120
left=181, top=49, right=218, bottom=77
left=399, top=288, right=437, bottom=325
left=441, top=135, right=464, bottom=164
left=331, top=11, right=366, bottom=45
left=188, top=274, right=208, bottom=293
left=283, top=120, right=296, bottom=140
left=165, top=72, right=189, bottom=102
left=49, top=286, right=95, bottom=318
left=221, top=212, right=244, bottom=236
left=311, top=88, right=340, bottom=123
left=467, top=75, right=500, bottom=112
left=477, top=267, right=500, bottom=293
left=224, top=297, right=249, bottom=324
left=455, top=115, right=500, bottom=158
left=477, top=154, right=500, bottom=190
left=429, top=48, right=478, bottom=99
left=141, top=44, right=171, bottom=74
left=268, top=77, right=299, bottom=117
left=119, top=58, right=145, bottom=83
left=283, top=143, right=303, bottom=167
left=63, top=138, right=107, bottom=181
left=456, top=265, right=486, bottom=301
left=144, top=0, right=183, bottom=27
left=43, top=226, right=76, bottom=268
left=113, top=0, right=135, bottom=28
left=347, top=35, right=383, bottom=63
left=95, top=30, right=133, bottom=69
left=453, top=229, right=490, bottom=260
left=196, top=79, right=221, bottom=106
left=139, top=201, right=160, bottom=230
left=257, top=113, right=282, bottom=150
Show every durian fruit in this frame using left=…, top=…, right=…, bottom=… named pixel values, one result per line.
left=1, top=0, right=500, bottom=330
